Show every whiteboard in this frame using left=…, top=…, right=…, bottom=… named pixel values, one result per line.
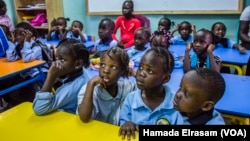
left=86, top=0, right=243, bottom=15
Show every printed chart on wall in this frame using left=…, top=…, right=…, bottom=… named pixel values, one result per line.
left=86, top=0, right=243, bottom=15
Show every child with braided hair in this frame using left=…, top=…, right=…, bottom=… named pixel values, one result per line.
left=150, top=29, right=183, bottom=68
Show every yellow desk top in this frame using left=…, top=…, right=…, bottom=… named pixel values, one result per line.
left=0, top=102, right=138, bottom=141
left=0, top=58, right=45, bottom=78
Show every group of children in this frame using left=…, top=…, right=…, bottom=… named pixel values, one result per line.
left=0, top=0, right=243, bottom=140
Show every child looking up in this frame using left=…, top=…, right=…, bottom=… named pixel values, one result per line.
left=126, top=27, right=151, bottom=67
left=0, top=0, right=14, bottom=31
left=171, top=21, right=196, bottom=45
left=77, top=47, right=137, bottom=125
left=183, top=28, right=221, bottom=73
left=174, top=68, right=226, bottom=125
left=33, top=38, right=90, bottom=115
left=64, top=20, right=87, bottom=43
left=91, top=18, right=117, bottom=57
left=113, top=0, right=141, bottom=49
left=47, top=17, right=70, bottom=41
left=211, top=22, right=246, bottom=53
left=119, top=47, right=183, bottom=140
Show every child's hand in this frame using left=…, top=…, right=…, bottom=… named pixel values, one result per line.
left=88, top=75, right=106, bottom=89
left=238, top=45, right=246, bottom=54
left=47, top=60, right=65, bottom=79
left=117, top=41, right=124, bottom=49
left=10, top=31, right=15, bottom=43
left=119, top=121, right=138, bottom=140
left=185, top=42, right=193, bottom=52
left=191, top=25, right=196, bottom=31
left=23, top=29, right=33, bottom=42
left=51, top=26, right=58, bottom=31
left=174, top=24, right=180, bottom=30
left=207, top=44, right=215, bottom=53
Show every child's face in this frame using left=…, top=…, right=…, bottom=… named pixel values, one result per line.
left=134, top=29, right=148, bottom=49
left=212, top=24, right=226, bottom=40
left=55, top=19, right=66, bottom=29
left=173, top=71, right=209, bottom=117
left=98, top=20, right=112, bottom=40
left=0, top=6, right=6, bottom=15
left=55, top=46, right=78, bottom=77
left=99, top=53, right=122, bottom=86
left=158, top=19, right=170, bottom=31
left=178, top=23, right=192, bottom=40
left=136, top=51, right=167, bottom=90
left=122, top=2, right=133, bottom=17
left=71, top=22, right=82, bottom=34
left=193, top=31, right=210, bottom=55
left=151, top=35, right=169, bottom=48
left=14, top=28, right=25, bottom=44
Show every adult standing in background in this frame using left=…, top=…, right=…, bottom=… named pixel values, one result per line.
left=113, top=0, right=141, bottom=49
left=239, top=5, right=250, bottom=50
left=239, top=6, right=250, bottom=75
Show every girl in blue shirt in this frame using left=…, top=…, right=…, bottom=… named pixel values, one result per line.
left=170, top=21, right=196, bottom=45
left=77, top=47, right=137, bottom=125
left=126, top=27, right=151, bottom=67
left=119, top=47, right=183, bottom=140
left=64, top=20, right=87, bottom=43
left=173, top=68, right=226, bottom=125
left=33, top=38, right=90, bottom=115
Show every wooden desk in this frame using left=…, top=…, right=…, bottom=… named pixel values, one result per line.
left=0, top=58, right=46, bottom=95
left=0, top=102, right=138, bottom=141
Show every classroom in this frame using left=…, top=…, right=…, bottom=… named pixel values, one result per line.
left=1, top=0, right=250, bottom=140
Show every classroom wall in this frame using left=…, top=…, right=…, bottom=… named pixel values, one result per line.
left=5, top=0, right=250, bottom=41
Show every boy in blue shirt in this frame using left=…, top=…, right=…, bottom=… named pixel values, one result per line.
left=173, top=68, right=226, bottom=125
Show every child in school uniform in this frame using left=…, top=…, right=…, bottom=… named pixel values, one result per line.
left=157, top=17, right=172, bottom=33
left=77, top=47, right=137, bottom=125
left=47, top=17, right=70, bottom=41
left=173, top=68, right=226, bottom=125
left=150, top=29, right=183, bottom=68
left=0, top=0, right=14, bottom=32
left=119, top=47, right=183, bottom=140
left=33, top=38, right=90, bottom=115
left=126, top=27, right=151, bottom=67
left=183, top=28, right=221, bottom=73
left=170, top=21, right=196, bottom=45
left=64, top=20, right=87, bottom=43
left=113, top=0, right=141, bottom=49
left=0, top=22, right=48, bottom=111
left=211, top=22, right=246, bottom=53
left=211, top=22, right=246, bottom=74
left=90, top=18, right=117, bottom=57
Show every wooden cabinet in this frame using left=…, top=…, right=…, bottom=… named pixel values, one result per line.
left=14, top=0, right=64, bottom=37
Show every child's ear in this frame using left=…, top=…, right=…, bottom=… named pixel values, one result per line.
left=162, top=73, right=170, bottom=83
left=201, top=101, right=214, bottom=112
left=75, top=59, right=83, bottom=68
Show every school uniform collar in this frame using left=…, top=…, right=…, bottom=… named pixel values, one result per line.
left=181, top=108, right=213, bottom=125
left=98, top=81, right=122, bottom=100
left=98, top=37, right=113, bottom=46
left=132, top=84, right=174, bottom=111
left=62, top=68, right=83, bottom=84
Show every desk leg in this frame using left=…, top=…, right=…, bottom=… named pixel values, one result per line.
left=222, top=63, right=243, bottom=75
left=242, top=65, right=247, bottom=75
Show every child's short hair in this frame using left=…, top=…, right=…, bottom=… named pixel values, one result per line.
left=136, top=27, right=151, bottom=41
left=100, top=47, right=130, bottom=78
left=178, top=21, right=192, bottom=30
left=195, top=68, right=225, bottom=102
left=150, top=29, right=172, bottom=48
left=15, top=22, right=38, bottom=38
left=211, top=22, right=226, bottom=31
left=52, top=17, right=70, bottom=27
left=72, top=20, right=84, bottom=30
left=99, top=18, right=115, bottom=31
left=0, top=0, right=6, bottom=9
left=144, top=47, right=174, bottom=74
left=195, top=28, right=215, bottom=44
left=57, top=38, right=90, bottom=68
left=123, top=0, right=134, bottom=9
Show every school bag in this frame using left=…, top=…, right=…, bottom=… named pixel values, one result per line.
left=31, top=40, right=55, bottom=68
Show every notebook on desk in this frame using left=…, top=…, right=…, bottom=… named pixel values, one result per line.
left=0, top=27, right=9, bottom=57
